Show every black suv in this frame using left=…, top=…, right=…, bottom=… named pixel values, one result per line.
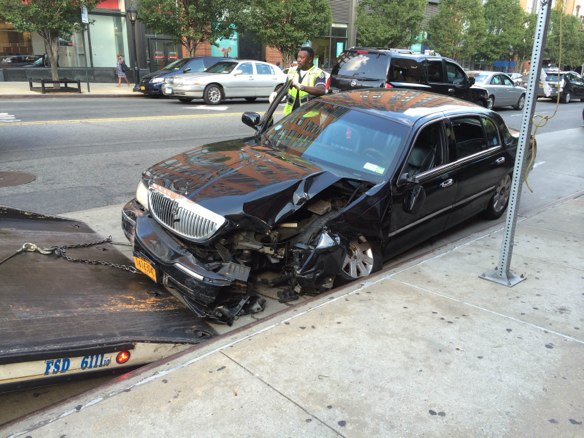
left=330, top=48, right=489, bottom=107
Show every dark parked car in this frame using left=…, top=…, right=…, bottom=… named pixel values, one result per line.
left=541, top=70, right=584, bottom=103
left=139, top=56, right=226, bottom=96
left=330, top=48, right=489, bottom=107
left=1, top=54, right=43, bottom=67
left=122, top=87, right=535, bottom=322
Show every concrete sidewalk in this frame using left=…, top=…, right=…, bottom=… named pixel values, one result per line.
left=2, top=193, right=583, bottom=437
left=0, top=81, right=141, bottom=98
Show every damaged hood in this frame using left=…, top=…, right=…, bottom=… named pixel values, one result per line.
left=145, top=138, right=348, bottom=225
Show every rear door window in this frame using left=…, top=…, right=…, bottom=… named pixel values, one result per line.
left=450, top=117, right=488, bottom=158
left=427, top=60, right=444, bottom=82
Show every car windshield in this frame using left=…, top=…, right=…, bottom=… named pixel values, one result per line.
left=545, top=73, right=563, bottom=81
left=471, top=73, right=490, bottom=83
left=161, top=59, right=189, bottom=71
left=263, top=100, right=407, bottom=183
left=205, top=61, right=238, bottom=74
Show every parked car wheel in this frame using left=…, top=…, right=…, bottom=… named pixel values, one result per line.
left=486, top=96, right=495, bottom=110
left=245, top=97, right=257, bottom=103
left=561, top=92, right=571, bottom=104
left=178, top=97, right=193, bottom=103
left=204, top=84, right=224, bottom=105
left=514, top=94, right=525, bottom=110
left=337, top=236, right=382, bottom=283
left=483, top=173, right=512, bottom=219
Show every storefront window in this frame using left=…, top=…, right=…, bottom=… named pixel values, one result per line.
left=89, top=14, right=128, bottom=67
left=313, top=24, right=347, bottom=70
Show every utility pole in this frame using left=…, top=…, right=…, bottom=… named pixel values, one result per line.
left=480, top=0, right=554, bottom=286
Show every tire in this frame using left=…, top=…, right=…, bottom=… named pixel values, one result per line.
left=178, top=97, right=193, bottom=103
left=245, top=97, right=257, bottom=102
left=561, top=92, right=571, bottom=104
left=483, top=173, right=512, bottom=220
left=336, top=235, right=382, bottom=284
left=204, top=84, right=224, bottom=105
left=486, top=96, right=494, bottom=110
left=514, top=94, right=525, bottom=110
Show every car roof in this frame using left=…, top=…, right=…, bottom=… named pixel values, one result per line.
left=320, top=89, right=489, bottom=126
left=341, top=47, right=457, bottom=64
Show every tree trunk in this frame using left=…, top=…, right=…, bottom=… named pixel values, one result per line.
left=44, top=35, right=60, bottom=84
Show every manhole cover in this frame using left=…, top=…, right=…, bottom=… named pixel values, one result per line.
left=0, top=171, right=36, bottom=188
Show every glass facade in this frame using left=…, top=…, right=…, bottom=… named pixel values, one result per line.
left=313, top=24, right=348, bottom=70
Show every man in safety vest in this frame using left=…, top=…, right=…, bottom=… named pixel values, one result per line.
left=283, top=46, right=327, bottom=115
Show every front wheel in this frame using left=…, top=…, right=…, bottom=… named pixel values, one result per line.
left=204, top=84, right=224, bottom=105
left=486, top=96, right=495, bottom=110
left=483, top=173, right=512, bottom=219
left=336, top=235, right=382, bottom=284
left=514, top=94, right=525, bottom=110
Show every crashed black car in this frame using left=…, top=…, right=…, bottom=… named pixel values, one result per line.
left=122, top=87, right=535, bottom=320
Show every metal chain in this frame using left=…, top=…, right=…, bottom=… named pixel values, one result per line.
left=0, top=236, right=138, bottom=274
left=50, top=236, right=138, bottom=273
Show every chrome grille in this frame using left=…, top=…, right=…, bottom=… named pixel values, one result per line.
left=149, top=187, right=225, bottom=242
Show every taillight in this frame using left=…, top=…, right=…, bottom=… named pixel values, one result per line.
left=384, top=82, right=393, bottom=88
left=116, top=351, right=131, bottom=364
left=326, top=76, right=331, bottom=90
left=356, top=50, right=369, bottom=54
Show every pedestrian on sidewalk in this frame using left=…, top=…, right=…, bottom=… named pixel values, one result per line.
left=115, top=54, right=131, bottom=87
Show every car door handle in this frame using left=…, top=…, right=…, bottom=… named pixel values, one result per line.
left=440, top=179, right=454, bottom=188
left=495, top=157, right=505, bottom=165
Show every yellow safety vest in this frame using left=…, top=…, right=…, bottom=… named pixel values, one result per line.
left=283, top=65, right=325, bottom=115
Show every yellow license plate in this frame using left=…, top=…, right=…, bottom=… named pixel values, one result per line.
left=140, top=85, right=145, bottom=91
left=134, top=256, right=157, bottom=283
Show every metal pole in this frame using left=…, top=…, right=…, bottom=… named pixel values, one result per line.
left=131, top=21, right=139, bottom=91
left=480, top=0, right=553, bottom=287
left=82, top=25, right=90, bottom=93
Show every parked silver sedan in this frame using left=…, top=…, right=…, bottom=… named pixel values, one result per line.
left=162, top=59, right=287, bottom=105
left=467, top=71, right=527, bottom=110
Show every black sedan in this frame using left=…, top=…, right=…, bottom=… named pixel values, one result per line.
left=122, top=88, right=535, bottom=322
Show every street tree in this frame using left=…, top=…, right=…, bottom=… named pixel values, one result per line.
left=0, top=0, right=98, bottom=82
left=138, top=0, right=244, bottom=56
left=355, top=0, right=426, bottom=49
left=515, top=11, right=536, bottom=71
left=480, top=0, right=524, bottom=65
left=546, top=9, right=584, bottom=69
left=427, top=0, right=487, bottom=62
left=237, top=0, right=332, bottom=67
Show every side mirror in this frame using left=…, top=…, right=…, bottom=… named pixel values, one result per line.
left=183, top=68, right=191, bottom=73
left=242, top=112, right=261, bottom=130
left=467, top=77, right=475, bottom=86
left=398, top=172, right=417, bottom=186
left=233, top=69, right=243, bottom=76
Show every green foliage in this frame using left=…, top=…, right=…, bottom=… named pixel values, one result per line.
left=546, top=10, right=584, bottom=69
left=138, top=0, right=244, bottom=56
left=355, top=0, right=426, bottom=49
left=236, top=0, right=332, bottom=65
left=427, top=0, right=486, bottom=61
left=480, top=0, right=524, bottom=63
left=0, top=0, right=98, bottom=80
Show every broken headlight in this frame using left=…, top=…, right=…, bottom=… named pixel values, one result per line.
left=136, top=180, right=150, bottom=211
left=315, top=230, right=340, bottom=249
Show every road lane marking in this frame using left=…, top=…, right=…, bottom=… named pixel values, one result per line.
left=0, top=111, right=278, bottom=127
left=183, top=105, right=229, bottom=111
left=0, top=113, right=20, bottom=123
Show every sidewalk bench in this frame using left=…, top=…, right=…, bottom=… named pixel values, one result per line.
left=28, top=78, right=81, bottom=94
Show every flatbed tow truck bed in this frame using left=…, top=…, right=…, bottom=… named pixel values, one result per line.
left=0, top=207, right=217, bottom=391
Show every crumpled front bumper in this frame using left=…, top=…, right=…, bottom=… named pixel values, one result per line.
left=122, top=199, right=248, bottom=315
